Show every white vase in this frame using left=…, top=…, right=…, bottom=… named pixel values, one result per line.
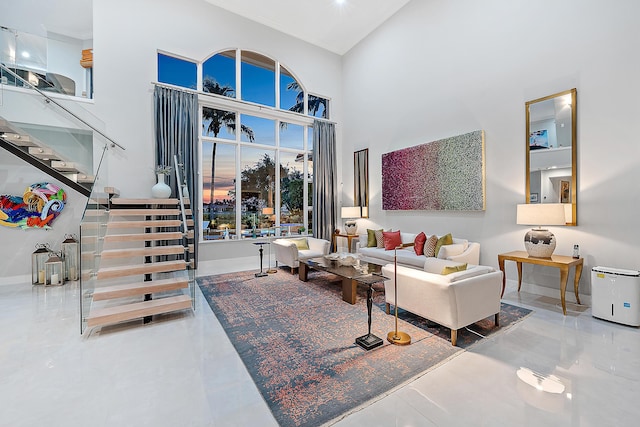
left=151, top=173, right=172, bottom=198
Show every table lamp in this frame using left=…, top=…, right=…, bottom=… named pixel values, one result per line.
left=516, top=203, right=567, bottom=258
left=341, top=206, right=361, bottom=235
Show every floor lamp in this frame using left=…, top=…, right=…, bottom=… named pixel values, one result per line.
left=387, top=245, right=411, bottom=345
left=262, top=208, right=278, bottom=274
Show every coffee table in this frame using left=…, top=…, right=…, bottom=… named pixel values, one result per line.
left=298, top=256, right=382, bottom=304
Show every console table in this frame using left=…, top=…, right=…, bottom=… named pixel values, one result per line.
left=497, top=250, right=584, bottom=315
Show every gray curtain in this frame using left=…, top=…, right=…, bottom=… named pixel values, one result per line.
left=312, top=120, right=337, bottom=242
left=153, top=85, right=199, bottom=258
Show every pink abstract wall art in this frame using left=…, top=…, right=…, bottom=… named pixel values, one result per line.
left=382, top=130, right=485, bottom=211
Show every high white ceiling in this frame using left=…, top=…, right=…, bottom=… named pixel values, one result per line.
left=19, top=0, right=410, bottom=55
left=204, top=0, right=411, bottom=55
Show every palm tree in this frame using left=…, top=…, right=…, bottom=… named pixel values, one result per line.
left=286, top=82, right=327, bottom=118
left=202, top=77, right=254, bottom=223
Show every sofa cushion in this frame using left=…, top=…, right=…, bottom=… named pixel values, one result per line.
left=375, top=230, right=385, bottom=248
left=394, top=249, right=428, bottom=268
left=367, top=229, right=382, bottom=247
left=446, top=266, right=493, bottom=282
left=360, top=247, right=396, bottom=263
left=437, top=243, right=466, bottom=259
left=290, top=238, right=309, bottom=250
left=298, top=248, right=326, bottom=261
left=424, top=234, right=438, bottom=257
left=424, top=257, right=465, bottom=274
left=414, top=232, right=427, bottom=255
left=435, top=233, right=453, bottom=257
left=442, top=263, right=468, bottom=275
left=383, top=230, right=402, bottom=250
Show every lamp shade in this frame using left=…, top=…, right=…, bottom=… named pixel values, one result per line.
left=516, top=203, right=567, bottom=226
left=341, top=206, right=362, bottom=219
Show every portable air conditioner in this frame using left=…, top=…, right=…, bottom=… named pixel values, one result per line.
left=591, top=266, right=640, bottom=327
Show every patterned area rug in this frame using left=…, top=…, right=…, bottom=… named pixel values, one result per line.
left=198, top=269, right=531, bottom=427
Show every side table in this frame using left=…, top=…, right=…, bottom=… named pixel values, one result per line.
left=498, top=250, right=584, bottom=315
left=332, top=232, right=359, bottom=253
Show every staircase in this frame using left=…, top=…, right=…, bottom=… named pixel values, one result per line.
left=84, top=193, right=195, bottom=330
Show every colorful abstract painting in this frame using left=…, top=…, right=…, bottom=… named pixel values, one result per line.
left=382, top=130, right=485, bottom=211
left=0, top=183, right=66, bottom=229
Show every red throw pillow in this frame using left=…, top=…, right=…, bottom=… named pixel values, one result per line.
left=414, top=232, right=427, bottom=255
left=383, top=230, right=402, bottom=250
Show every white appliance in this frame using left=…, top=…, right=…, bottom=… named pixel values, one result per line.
left=591, top=266, right=640, bottom=326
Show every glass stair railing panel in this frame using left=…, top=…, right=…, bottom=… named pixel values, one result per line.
left=79, top=144, right=110, bottom=334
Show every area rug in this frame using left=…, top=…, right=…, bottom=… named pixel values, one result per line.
left=198, top=269, right=531, bottom=427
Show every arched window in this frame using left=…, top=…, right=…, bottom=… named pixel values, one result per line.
left=158, top=49, right=328, bottom=241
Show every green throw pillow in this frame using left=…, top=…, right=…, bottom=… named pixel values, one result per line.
left=441, top=263, right=467, bottom=275
left=291, top=238, right=309, bottom=250
left=367, top=229, right=383, bottom=247
left=435, top=233, right=453, bottom=257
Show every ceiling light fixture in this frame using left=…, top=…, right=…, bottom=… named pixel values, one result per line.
left=21, top=51, right=30, bottom=58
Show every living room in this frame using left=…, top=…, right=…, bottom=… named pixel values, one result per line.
left=1, top=0, right=639, bottom=426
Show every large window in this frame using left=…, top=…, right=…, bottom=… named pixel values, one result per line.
left=183, top=49, right=321, bottom=241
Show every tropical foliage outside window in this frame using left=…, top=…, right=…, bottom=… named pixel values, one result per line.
left=158, top=49, right=325, bottom=241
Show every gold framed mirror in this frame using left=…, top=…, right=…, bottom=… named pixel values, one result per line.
left=354, top=148, right=369, bottom=218
left=525, top=88, right=577, bottom=225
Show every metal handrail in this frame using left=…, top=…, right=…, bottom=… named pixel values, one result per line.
left=173, top=155, right=189, bottom=238
left=0, top=63, right=125, bottom=150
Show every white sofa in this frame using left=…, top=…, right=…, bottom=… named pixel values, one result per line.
left=273, top=236, right=331, bottom=273
left=382, top=259, right=503, bottom=346
left=357, top=232, right=480, bottom=268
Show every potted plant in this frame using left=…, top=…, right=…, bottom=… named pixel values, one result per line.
left=298, top=226, right=306, bottom=235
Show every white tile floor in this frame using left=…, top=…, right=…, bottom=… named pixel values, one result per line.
left=1, top=261, right=639, bottom=427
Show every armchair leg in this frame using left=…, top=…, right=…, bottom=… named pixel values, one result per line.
left=385, top=303, right=390, bottom=315
left=495, top=313, right=500, bottom=327
left=451, top=329, right=458, bottom=346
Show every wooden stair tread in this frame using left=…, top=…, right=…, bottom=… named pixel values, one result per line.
left=111, top=198, right=179, bottom=205
left=103, top=231, right=184, bottom=242
left=93, top=277, right=189, bottom=300
left=101, top=245, right=185, bottom=258
left=97, top=260, right=187, bottom=280
left=87, top=294, right=192, bottom=327
left=109, top=208, right=180, bottom=216
left=107, top=219, right=182, bottom=228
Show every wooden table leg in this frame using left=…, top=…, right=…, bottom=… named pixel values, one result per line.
left=559, top=266, right=569, bottom=315
left=498, top=256, right=506, bottom=297
left=516, top=262, right=523, bottom=292
left=342, top=277, right=357, bottom=304
left=574, top=262, right=583, bottom=305
left=299, top=263, right=309, bottom=281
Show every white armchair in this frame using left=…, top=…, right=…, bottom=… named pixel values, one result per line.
left=272, top=237, right=331, bottom=273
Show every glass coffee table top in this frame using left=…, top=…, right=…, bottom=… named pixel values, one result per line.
left=301, top=256, right=382, bottom=280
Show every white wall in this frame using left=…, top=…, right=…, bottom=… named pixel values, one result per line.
left=91, top=0, right=343, bottom=270
left=0, top=155, right=87, bottom=284
left=342, top=0, right=640, bottom=296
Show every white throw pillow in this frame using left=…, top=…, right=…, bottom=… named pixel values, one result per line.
left=437, top=243, right=466, bottom=259
left=424, top=257, right=465, bottom=274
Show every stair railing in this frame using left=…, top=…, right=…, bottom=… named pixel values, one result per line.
left=173, top=155, right=196, bottom=309
left=1, top=63, right=125, bottom=150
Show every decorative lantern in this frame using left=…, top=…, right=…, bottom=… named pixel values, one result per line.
left=61, top=234, right=79, bottom=281
left=44, top=251, right=64, bottom=287
left=31, top=243, right=51, bottom=285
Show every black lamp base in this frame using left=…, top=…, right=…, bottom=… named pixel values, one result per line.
left=355, top=333, right=383, bottom=350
